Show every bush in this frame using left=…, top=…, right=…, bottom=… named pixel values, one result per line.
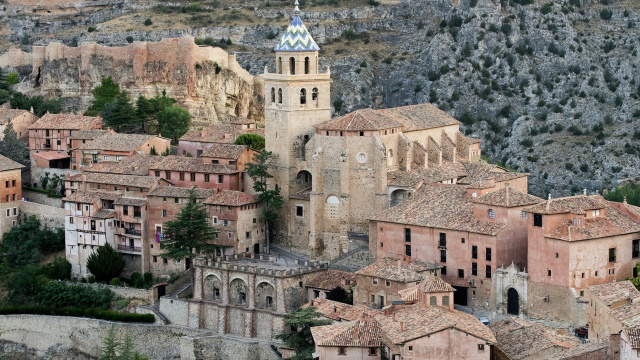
left=144, top=18, right=153, bottom=26
left=37, top=281, right=114, bottom=309
left=234, top=133, right=265, bottom=151
left=520, top=138, right=533, bottom=147
left=110, top=278, right=121, bottom=286
left=86, top=243, right=125, bottom=283
left=40, top=257, right=71, bottom=280
left=541, top=3, right=553, bottom=15
left=0, top=306, right=155, bottom=323
left=143, top=272, right=153, bottom=288
left=600, top=8, right=612, bottom=20
left=6, top=72, right=19, bottom=85
left=126, top=36, right=134, bottom=44
left=130, top=272, right=143, bottom=288
left=88, top=26, right=97, bottom=33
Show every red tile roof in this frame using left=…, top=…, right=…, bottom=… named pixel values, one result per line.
left=29, top=113, right=102, bottom=130
left=355, top=255, right=438, bottom=283
left=472, top=187, right=543, bottom=207
left=587, top=280, right=640, bottom=306
left=204, top=190, right=259, bottom=206
left=0, top=154, right=25, bottom=172
left=79, top=133, right=160, bottom=152
left=311, top=316, right=382, bottom=347
left=201, top=143, right=248, bottom=159
left=32, top=151, right=70, bottom=161
left=0, top=108, right=34, bottom=124
left=523, top=195, right=608, bottom=215
left=417, top=276, right=455, bottom=293
left=301, top=298, right=378, bottom=322
left=314, top=108, right=401, bottom=131
left=306, top=270, right=356, bottom=291
left=623, top=328, right=640, bottom=349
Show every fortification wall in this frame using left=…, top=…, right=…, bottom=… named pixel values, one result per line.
left=0, top=315, right=280, bottom=360
left=19, top=199, right=65, bottom=229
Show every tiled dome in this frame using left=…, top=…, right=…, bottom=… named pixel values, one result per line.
left=274, top=5, right=319, bottom=52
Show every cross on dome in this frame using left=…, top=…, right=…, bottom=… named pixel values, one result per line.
left=273, top=1, right=320, bottom=52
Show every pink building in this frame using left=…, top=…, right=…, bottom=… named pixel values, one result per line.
left=200, top=143, right=258, bottom=171
left=369, top=184, right=542, bottom=308
left=178, top=120, right=263, bottom=158
left=29, top=113, right=102, bottom=153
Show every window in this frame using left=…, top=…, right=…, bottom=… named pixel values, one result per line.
left=4, top=181, right=7, bottom=187
left=300, top=89, right=306, bottom=104
left=204, top=174, right=210, bottom=182
left=166, top=171, right=171, bottom=180
left=439, top=233, right=446, bottom=247
left=441, top=266, right=447, bottom=275
left=359, top=131, right=364, bottom=136
left=289, top=57, right=295, bottom=75
left=372, top=278, right=378, bottom=285
left=175, top=197, right=179, bottom=204
left=271, top=88, right=275, bottom=103
left=190, top=173, right=196, bottom=181
left=458, top=269, right=464, bottom=278
left=486, top=248, right=492, bottom=261
left=634, top=240, right=639, bottom=258
left=488, top=209, right=495, bottom=219
left=77, top=203, right=82, bottom=211
left=609, top=248, right=616, bottom=263
left=356, top=153, right=367, bottom=163
left=408, top=346, right=413, bottom=351
left=461, top=237, right=465, bottom=243
left=212, top=216, right=218, bottom=224
left=338, top=347, right=346, bottom=355
left=472, top=262, right=477, bottom=276
left=11, top=180, right=15, bottom=187
left=278, top=88, right=282, bottom=103
left=163, top=258, right=168, bottom=264
left=521, top=211, right=526, bottom=219
left=246, top=231, right=251, bottom=238
left=123, top=206, right=128, bottom=215
left=296, top=205, right=304, bottom=217
left=69, top=217, right=74, bottom=224
left=430, top=296, right=437, bottom=306
left=5, top=209, right=9, bottom=217
left=253, top=218, right=256, bottom=223
left=155, top=170, right=160, bottom=177
left=386, top=280, right=391, bottom=287
left=162, top=210, right=167, bottom=217
left=312, top=88, right=318, bottom=101
left=593, top=209, right=600, bottom=216
left=486, top=265, right=492, bottom=279
left=153, top=256, right=157, bottom=263
left=369, top=348, right=377, bottom=356
left=472, top=246, right=478, bottom=259
left=440, top=250, right=446, bottom=263
left=547, top=269, right=552, bottom=277
left=478, top=344, right=485, bottom=351
left=223, top=220, right=228, bottom=226
left=442, top=295, right=450, bottom=306
left=405, top=245, right=411, bottom=257
left=179, top=172, right=185, bottom=181
left=534, top=214, right=542, bottom=227
left=103, top=155, right=109, bottom=160
left=405, top=228, right=411, bottom=242
left=472, top=192, right=477, bottom=197
left=218, top=175, right=224, bottom=183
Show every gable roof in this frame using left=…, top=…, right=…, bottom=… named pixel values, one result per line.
left=204, top=190, right=259, bottom=206
left=306, top=270, right=356, bottom=291
left=311, top=317, right=381, bottom=348
left=544, top=203, right=640, bottom=241
left=0, top=108, right=34, bottom=124
left=0, top=154, right=25, bottom=172
left=623, top=328, right=640, bottom=349
left=301, top=298, right=378, bottom=322
left=78, top=133, right=159, bottom=152
left=147, top=186, right=216, bottom=199
left=315, top=108, right=401, bottom=132
left=29, top=113, right=101, bottom=130
left=274, top=15, right=319, bottom=52
left=523, top=195, right=608, bottom=215
left=70, top=129, right=110, bottom=140
left=179, top=124, right=264, bottom=144
left=70, top=172, right=167, bottom=189
left=63, top=191, right=121, bottom=203
left=588, top=280, right=640, bottom=306
left=201, top=143, right=249, bottom=159
left=371, top=184, right=507, bottom=236
left=417, top=276, right=455, bottom=294
left=355, top=255, right=438, bottom=283
left=472, top=187, right=544, bottom=208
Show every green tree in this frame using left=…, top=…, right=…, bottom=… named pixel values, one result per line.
left=246, top=151, right=283, bottom=254
left=100, top=327, right=149, bottom=360
left=157, top=105, right=191, bottom=143
left=6, top=72, right=19, bottom=85
left=234, top=133, right=265, bottom=150
left=89, top=77, right=120, bottom=114
left=40, top=257, right=72, bottom=280
left=160, top=187, right=221, bottom=261
left=9, top=92, right=63, bottom=116
left=605, top=183, right=640, bottom=207
left=276, top=307, right=332, bottom=360
left=0, top=120, right=30, bottom=166
left=5, top=264, right=50, bottom=300
left=86, top=243, right=126, bottom=283
left=136, top=91, right=177, bottom=132
left=0, top=68, right=6, bottom=90
left=103, top=91, right=138, bottom=132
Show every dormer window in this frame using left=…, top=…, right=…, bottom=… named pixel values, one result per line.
left=472, top=192, right=477, bottom=197
left=593, top=209, right=600, bottom=217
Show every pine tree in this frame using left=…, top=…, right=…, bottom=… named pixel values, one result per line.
left=0, top=120, right=30, bottom=166
left=103, top=91, right=138, bottom=132
left=160, top=187, right=221, bottom=261
left=157, top=105, right=190, bottom=143
left=0, top=68, right=7, bottom=91
left=89, top=76, right=120, bottom=113
left=246, top=151, right=283, bottom=254
left=276, top=307, right=332, bottom=360
left=100, top=326, right=120, bottom=360
left=86, top=243, right=126, bottom=283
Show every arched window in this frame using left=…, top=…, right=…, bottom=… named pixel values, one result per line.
left=326, top=196, right=339, bottom=220
left=312, top=88, right=318, bottom=101
left=278, top=57, right=282, bottom=74
left=442, top=295, right=450, bottom=306
left=271, top=88, right=275, bottom=103
left=300, top=89, right=307, bottom=104
left=278, top=88, right=282, bottom=104
left=488, top=209, right=495, bottom=219
left=305, top=57, right=310, bottom=74
left=289, top=57, right=295, bottom=75
left=430, top=296, right=437, bottom=306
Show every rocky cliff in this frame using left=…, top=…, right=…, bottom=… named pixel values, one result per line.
left=1, top=0, right=639, bottom=195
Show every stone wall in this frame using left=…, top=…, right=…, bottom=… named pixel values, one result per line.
left=0, top=315, right=280, bottom=360
left=528, top=281, right=588, bottom=328
left=22, top=189, right=63, bottom=207
left=19, top=199, right=65, bottom=229
left=70, top=282, right=154, bottom=304
left=160, top=297, right=190, bottom=327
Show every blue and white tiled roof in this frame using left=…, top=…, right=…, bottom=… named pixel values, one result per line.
left=274, top=4, right=319, bottom=52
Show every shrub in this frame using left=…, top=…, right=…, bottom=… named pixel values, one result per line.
left=86, top=243, right=125, bottom=283
left=126, top=36, right=134, bottom=44
left=143, top=272, right=153, bottom=288
left=36, top=281, right=114, bottom=309
left=0, top=306, right=155, bottom=323
left=565, top=163, right=574, bottom=170
left=469, top=0, right=478, bottom=7
left=6, top=72, right=19, bottom=85
left=520, top=138, right=533, bottom=147
left=235, top=133, right=265, bottom=150
left=600, top=8, right=612, bottom=20
left=130, top=272, right=144, bottom=288
left=40, top=257, right=71, bottom=280
left=580, top=164, right=589, bottom=172
left=267, top=30, right=276, bottom=40
left=110, top=278, right=121, bottom=286
left=144, top=18, right=153, bottom=26
left=541, top=3, right=553, bottom=15
left=88, top=26, right=97, bottom=33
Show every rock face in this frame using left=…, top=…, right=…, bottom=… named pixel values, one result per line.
left=1, top=0, right=639, bottom=195
left=4, top=38, right=264, bottom=125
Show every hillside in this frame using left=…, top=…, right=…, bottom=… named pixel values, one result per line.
left=1, top=0, right=639, bottom=196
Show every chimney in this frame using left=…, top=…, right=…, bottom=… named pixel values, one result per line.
left=624, top=196, right=628, bottom=205
left=505, top=182, right=510, bottom=206
left=29, top=106, right=34, bottom=114
left=583, top=189, right=587, bottom=196
left=546, top=194, right=551, bottom=212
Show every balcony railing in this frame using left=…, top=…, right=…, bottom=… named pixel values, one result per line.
left=117, top=244, right=141, bottom=253
left=124, top=228, right=141, bottom=236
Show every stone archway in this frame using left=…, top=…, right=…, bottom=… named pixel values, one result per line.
left=507, top=288, right=519, bottom=315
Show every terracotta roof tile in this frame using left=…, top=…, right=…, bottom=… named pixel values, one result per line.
left=544, top=202, right=640, bottom=241
left=373, top=304, right=496, bottom=344
left=290, top=187, right=311, bottom=201
left=70, top=129, right=110, bottom=140
left=63, top=191, right=121, bottom=203
left=524, top=195, right=609, bottom=215
left=306, top=270, right=356, bottom=291
left=150, top=156, right=238, bottom=174
left=371, top=184, right=507, bottom=236
left=355, top=255, right=439, bottom=283
left=201, top=143, right=248, bottom=159
left=301, top=298, right=378, bottom=322
left=179, top=124, right=263, bottom=144
left=29, top=113, right=101, bottom=130
left=387, top=161, right=467, bottom=188
left=0, top=108, right=34, bottom=124
left=0, top=154, right=25, bottom=171
left=588, top=280, right=640, bottom=306
left=114, top=197, right=147, bottom=206
left=608, top=303, right=640, bottom=327
left=624, top=328, right=640, bottom=349
left=147, top=186, right=216, bottom=199
left=377, top=104, right=459, bottom=132
left=83, top=152, right=157, bottom=176
left=72, top=172, right=166, bottom=189
left=312, top=317, right=382, bottom=347
left=79, top=133, right=160, bottom=152
left=92, top=209, right=115, bottom=219
left=472, top=187, right=544, bottom=207
left=32, top=151, right=70, bottom=161
left=417, top=276, right=456, bottom=293
left=489, top=317, right=583, bottom=360
left=314, top=108, right=401, bottom=131
left=204, top=190, right=259, bottom=206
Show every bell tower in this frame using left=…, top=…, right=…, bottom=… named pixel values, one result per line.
left=263, top=1, right=332, bottom=201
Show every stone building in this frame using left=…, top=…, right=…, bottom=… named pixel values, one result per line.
left=621, top=328, right=640, bottom=360
left=178, top=120, right=263, bottom=158
left=28, top=113, right=102, bottom=153
left=0, top=155, right=25, bottom=238
left=0, top=108, right=39, bottom=140
left=65, top=172, right=171, bottom=198
left=353, top=254, right=439, bottom=309
left=71, top=133, right=170, bottom=169
left=261, top=4, right=484, bottom=260
left=200, top=143, right=258, bottom=172
left=586, top=281, right=640, bottom=346
left=369, top=183, right=542, bottom=308
left=524, top=194, right=640, bottom=326
left=489, top=317, right=609, bottom=360
left=185, top=254, right=327, bottom=340
left=306, top=269, right=356, bottom=300
left=311, top=315, right=382, bottom=360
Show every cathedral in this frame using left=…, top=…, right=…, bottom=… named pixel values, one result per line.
left=263, top=2, right=483, bottom=259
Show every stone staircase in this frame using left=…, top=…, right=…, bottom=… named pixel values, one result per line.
left=329, top=241, right=374, bottom=272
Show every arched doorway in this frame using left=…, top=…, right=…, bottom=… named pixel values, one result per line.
left=507, top=288, right=519, bottom=315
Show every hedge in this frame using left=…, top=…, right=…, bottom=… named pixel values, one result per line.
left=0, top=306, right=155, bottom=323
